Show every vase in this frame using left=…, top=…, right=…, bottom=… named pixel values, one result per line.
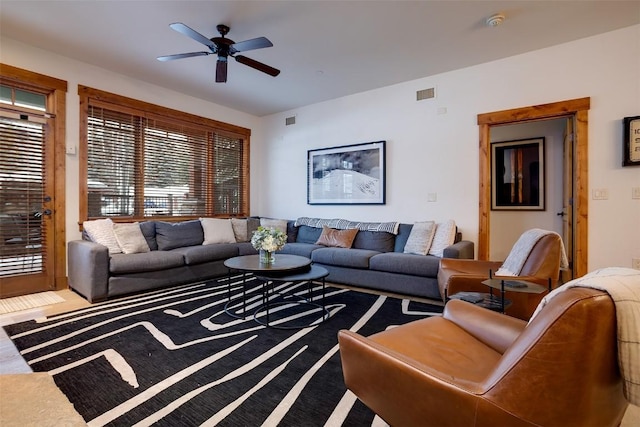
left=259, top=249, right=275, bottom=265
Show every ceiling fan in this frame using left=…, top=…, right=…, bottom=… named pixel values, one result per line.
left=157, top=22, right=280, bottom=83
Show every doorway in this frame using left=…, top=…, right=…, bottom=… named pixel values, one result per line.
left=477, top=98, right=590, bottom=280
left=0, top=64, right=67, bottom=298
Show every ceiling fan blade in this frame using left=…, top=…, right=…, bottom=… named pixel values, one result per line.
left=216, top=59, right=228, bottom=83
left=157, top=52, right=210, bottom=61
left=235, top=55, right=280, bottom=77
left=169, top=22, right=217, bottom=51
left=231, top=37, right=273, bottom=53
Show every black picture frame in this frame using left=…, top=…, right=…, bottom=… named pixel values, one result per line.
left=491, top=137, right=545, bottom=211
left=307, top=141, right=386, bottom=205
left=623, top=116, right=640, bottom=167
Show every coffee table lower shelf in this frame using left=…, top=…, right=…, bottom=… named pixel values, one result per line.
left=448, top=292, right=512, bottom=312
left=255, top=265, right=330, bottom=330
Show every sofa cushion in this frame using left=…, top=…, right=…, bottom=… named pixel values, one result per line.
left=286, top=220, right=299, bottom=243
left=83, top=218, right=122, bottom=254
left=231, top=218, right=248, bottom=242
left=311, top=247, right=379, bottom=269
left=155, top=220, right=204, bottom=250
left=109, top=251, right=185, bottom=274
left=369, top=252, right=441, bottom=277
left=394, top=223, right=413, bottom=252
left=260, top=218, right=288, bottom=234
left=278, top=242, right=323, bottom=258
left=316, top=226, right=359, bottom=248
left=200, top=218, right=236, bottom=245
left=428, top=220, right=457, bottom=257
left=353, top=230, right=395, bottom=252
left=247, top=217, right=260, bottom=240
left=112, top=222, right=150, bottom=254
left=403, top=221, right=436, bottom=255
left=139, top=221, right=158, bottom=250
left=296, top=225, right=323, bottom=244
left=170, top=243, right=239, bottom=265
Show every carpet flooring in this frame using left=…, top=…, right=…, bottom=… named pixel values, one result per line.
left=3, top=275, right=443, bottom=426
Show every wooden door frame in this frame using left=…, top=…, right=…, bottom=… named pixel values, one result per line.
left=0, top=63, right=68, bottom=292
left=477, top=97, right=590, bottom=278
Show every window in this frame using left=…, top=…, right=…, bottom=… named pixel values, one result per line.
left=0, top=85, right=46, bottom=111
left=79, top=86, right=250, bottom=221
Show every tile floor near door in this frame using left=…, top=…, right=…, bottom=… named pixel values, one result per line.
left=0, top=289, right=638, bottom=426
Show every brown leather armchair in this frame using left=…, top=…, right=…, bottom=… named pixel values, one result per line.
left=338, top=287, right=628, bottom=427
left=438, top=231, right=563, bottom=320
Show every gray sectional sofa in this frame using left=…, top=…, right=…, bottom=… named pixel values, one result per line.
left=67, top=218, right=474, bottom=303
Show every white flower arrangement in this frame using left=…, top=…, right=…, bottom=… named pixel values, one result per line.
left=251, top=226, right=287, bottom=252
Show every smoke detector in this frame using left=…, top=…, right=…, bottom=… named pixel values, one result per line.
left=486, top=13, right=506, bottom=27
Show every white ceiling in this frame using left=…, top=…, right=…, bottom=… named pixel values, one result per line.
left=1, top=1, right=639, bottom=117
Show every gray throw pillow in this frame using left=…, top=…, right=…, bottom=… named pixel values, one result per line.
left=155, top=220, right=204, bottom=250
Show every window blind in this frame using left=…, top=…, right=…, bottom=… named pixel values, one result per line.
left=0, top=115, right=45, bottom=275
left=84, top=93, right=249, bottom=220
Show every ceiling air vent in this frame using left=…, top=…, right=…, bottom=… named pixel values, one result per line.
left=285, top=116, right=296, bottom=126
left=416, top=87, right=435, bottom=101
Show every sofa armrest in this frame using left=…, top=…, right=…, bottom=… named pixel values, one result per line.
left=67, top=240, right=109, bottom=303
left=442, top=240, right=474, bottom=259
left=443, top=299, right=527, bottom=354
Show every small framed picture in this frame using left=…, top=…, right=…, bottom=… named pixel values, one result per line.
left=307, top=141, right=386, bottom=205
left=623, top=116, right=640, bottom=167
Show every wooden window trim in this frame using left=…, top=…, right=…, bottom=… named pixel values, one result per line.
left=78, top=86, right=251, bottom=225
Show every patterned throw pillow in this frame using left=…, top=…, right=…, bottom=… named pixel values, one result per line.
left=112, top=222, right=150, bottom=254
left=82, top=218, right=122, bottom=255
left=428, top=220, right=457, bottom=257
left=403, top=221, right=436, bottom=255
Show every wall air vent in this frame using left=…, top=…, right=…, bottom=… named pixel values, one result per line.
left=285, top=116, right=296, bottom=126
left=416, top=87, right=435, bottom=101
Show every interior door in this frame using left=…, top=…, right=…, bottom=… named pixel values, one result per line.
left=0, top=110, right=55, bottom=297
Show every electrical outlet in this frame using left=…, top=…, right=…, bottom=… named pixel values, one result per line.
left=633, top=258, right=640, bottom=270
left=427, top=192, right=437, bottom=202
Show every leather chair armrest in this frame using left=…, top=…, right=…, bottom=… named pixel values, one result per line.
left=443, top=299, right=527, bottom=354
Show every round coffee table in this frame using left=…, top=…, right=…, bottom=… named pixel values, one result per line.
left=223, top=254, right=312, bottom=320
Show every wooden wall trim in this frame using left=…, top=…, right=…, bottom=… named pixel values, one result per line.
left=477, top=97, right=590, bottom=126
left=0, top=63, right=68, bottom=92
left=477, top=98, right=590, bottom=279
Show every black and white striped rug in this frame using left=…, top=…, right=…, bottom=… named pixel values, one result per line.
left=4, top=275, right=443, bottom=426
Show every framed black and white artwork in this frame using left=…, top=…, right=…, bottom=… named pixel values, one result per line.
left=307, top=141, right=386, bottom=205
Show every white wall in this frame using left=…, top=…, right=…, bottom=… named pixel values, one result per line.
left=2, top=25, right=639, bottom=272
left=0, top=37, right=263, bottom=244
left=490, top=119, right=566, bottom=260
left=260, top=25, right=640, bottom=271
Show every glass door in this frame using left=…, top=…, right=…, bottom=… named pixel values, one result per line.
left=0, top=86, right=55, bottom=297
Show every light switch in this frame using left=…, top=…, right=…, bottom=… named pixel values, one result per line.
left=66, top=145, right=77, bottom=155
left=427, top=193, right=437, bottom=202
left=632, top=187, right=640, bottom=199
left=592, top=188, right=608, bottom=200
